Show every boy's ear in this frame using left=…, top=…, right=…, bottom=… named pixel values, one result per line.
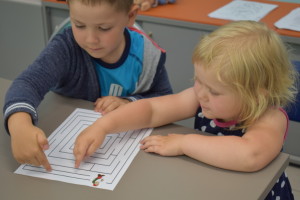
left=127, top=5, right=139, bottom=27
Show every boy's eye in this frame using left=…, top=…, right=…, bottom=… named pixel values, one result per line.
left=98, top=27, right=111, bottom=31
left=75, top=24, right=85, bottom=29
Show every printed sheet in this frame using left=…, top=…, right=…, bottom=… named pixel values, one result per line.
left=275, top=7, right=300, bottom=32
left=208, top=0, right=278, bottom=22
left=15, top=108, right=152, bottom=190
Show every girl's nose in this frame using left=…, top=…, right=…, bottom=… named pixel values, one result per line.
left=197, top=86, right=208, bottom=102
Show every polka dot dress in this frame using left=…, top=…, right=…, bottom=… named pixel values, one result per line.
left=194, top=108, right=294, bottom=200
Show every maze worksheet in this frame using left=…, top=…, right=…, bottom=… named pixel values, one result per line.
left=15, top=108, right=152, bottom=190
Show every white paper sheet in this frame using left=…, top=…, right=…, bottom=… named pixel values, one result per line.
left=208, top=1, right=278, bottom=22
left=275, top=7, right=300, bottom=32
left=15, top=108, right=152, bottom=190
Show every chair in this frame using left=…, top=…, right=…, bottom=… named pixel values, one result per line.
left=49, top=17, right=72, bottom=41
left=286, top=61, right=300, bottom=122
left=284, top=60, right=300, bottom=166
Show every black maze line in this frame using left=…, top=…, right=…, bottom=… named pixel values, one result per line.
left=48, top=110, right=100, bottom=142
left=107, top=130, right=150, bottom=184
left=23, top=168, right=90, bottom=181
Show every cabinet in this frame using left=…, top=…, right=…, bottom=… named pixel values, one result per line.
left=42, top=1, right=68, bottom=44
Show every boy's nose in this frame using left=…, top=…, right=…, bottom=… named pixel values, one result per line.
left=86, top=30, right=99, bottom=44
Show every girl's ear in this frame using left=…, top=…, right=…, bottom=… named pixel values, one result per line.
left=127, top=5, right=139, bottom=27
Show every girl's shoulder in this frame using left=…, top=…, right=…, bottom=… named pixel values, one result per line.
left=263, top=107, right=288, bottom=122
left=256, top=107, right=288, bottom=127
left=247, top=107, right=288, bottom=140
left=265, top=107, right=289, bottom=137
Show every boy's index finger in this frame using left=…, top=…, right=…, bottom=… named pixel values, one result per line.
left=37, top=151, right=52, bottom=172
left=43, top=159, right=52, bottom=172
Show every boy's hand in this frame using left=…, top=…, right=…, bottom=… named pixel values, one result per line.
left=10, top=125, right=52, bottom=171
left=94, top=96, right=130, bottom=114
left=73, top=125, right=106, bottom=168
left=140, top=134, right=184, bottom=156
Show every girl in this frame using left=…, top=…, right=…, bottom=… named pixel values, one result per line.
left=74, top=21, right=297, bottom=199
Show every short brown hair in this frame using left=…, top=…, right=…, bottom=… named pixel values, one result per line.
left=67, top=0, right=133, bottom=13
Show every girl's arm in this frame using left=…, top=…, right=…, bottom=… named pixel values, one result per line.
left=73, top=88, right=199, bottom=167
left=178, top=108, right=286, bottom=172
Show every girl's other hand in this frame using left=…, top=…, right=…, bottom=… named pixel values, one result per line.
left=140, top=134, right=184, bottom=156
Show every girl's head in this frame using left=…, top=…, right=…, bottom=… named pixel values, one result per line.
left=193, top=20, right=298, bottom=129
left=67, top=0, right=137, bottom=63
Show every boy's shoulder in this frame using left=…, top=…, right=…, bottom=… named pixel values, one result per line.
left=48, top=27, right=79, bottom=52
left=60, top=26, right=75, bottom=40
left=50, top=26, right=75, bottom=44
left=128, top=27, right=165, bottom=53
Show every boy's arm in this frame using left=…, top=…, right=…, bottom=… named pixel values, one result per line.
left=3, top=29, right=72, bottom=135
left=74, top=88, right=198, bottom=167
left=3, top=29, right=73, bottom=170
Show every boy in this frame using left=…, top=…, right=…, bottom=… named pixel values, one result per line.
left=3, top=0, right=172, bottom=171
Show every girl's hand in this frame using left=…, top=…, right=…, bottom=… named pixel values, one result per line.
left=140, top=134, right=185, bottom=156
left=73, top=125, right=106, bottom=168
left=10, top=125, right=51, bottom=171
left=94, top=96, right=130, bottom=114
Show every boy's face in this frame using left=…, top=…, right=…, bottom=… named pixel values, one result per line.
left=69, top=1, right=136, bottom=63
left=193, top=63, right=242, bottom=122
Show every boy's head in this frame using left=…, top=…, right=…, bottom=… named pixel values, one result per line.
left=193, top=20, right=297, bottom=128
left=67, top=0, right=134, bottom=13
left=67, top=0, right=138, bottom=63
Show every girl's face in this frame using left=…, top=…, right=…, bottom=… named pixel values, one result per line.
left=69, top=1, right=135, bottom=63
left=193, top=63, right=242, bottom=122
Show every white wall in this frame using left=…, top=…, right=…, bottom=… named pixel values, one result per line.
left=0, top=0, right=45, bottom=80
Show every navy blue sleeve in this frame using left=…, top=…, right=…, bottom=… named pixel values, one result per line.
left=3, top=30, right=73, bottom=134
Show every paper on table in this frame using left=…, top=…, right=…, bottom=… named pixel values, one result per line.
left=208, top=0, right=278, bottom=22
left=15, top=108, right=152, bottom=191
left=274, top=7, right=300, bottom=32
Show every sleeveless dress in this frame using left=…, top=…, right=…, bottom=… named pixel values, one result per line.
left=194, top=108, right=294, bottom=200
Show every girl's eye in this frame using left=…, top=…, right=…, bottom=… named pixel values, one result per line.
left=209, top=89, right=220, bottom=96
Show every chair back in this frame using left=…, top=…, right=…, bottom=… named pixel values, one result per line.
left=286, top=60, right=300, bottom=122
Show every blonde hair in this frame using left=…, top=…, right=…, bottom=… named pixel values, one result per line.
left=192, top=20, right=298, bottom=129
left=67, top=0, right=133, bottom=13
